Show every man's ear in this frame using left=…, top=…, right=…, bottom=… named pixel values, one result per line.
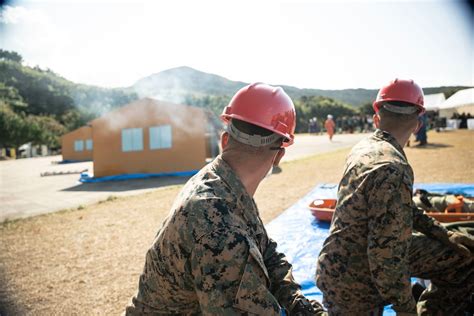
left=273, top=148, right=285, bottom=166
left=373, top=114, right=380, bottom=128
left=220, top=132, right=229, bottom=151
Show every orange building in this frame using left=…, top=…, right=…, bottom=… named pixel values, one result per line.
left=89, top=98, right=216, bottom=178
left=61, top=126, right=93, bottom=161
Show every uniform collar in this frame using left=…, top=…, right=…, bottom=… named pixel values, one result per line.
left=373, top=129, right=407, bottom=161
left=210, top=155, right=264, bottom=231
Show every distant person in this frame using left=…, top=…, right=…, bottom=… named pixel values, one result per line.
left=324, top=114, right=336, bottom=141
left=313, top=117, right=320, bottom=133
left=366, top=115, right=374, bottom=131
left=125, top=83, right=325, bottom=315
left=308, top=117, right=318, bottom=134
left=460, top=112, right=468, bottom=129
left=415, top=112, right=428, bottom=146
left=316, top=79, right=474, bottom=315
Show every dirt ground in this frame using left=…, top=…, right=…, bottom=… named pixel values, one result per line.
left=0, top=130, right=473, bottom=315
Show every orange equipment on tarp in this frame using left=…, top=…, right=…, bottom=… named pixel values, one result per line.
left=309, top=197, right=474, bottom=223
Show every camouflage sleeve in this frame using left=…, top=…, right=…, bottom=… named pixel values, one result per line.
left=412, top=205, right=450, bottom=241
left=190, top=229, right=282, bottom=316
left=263, top=238, right=304, bottom=309
left=365, top=166, right=417, bottom=313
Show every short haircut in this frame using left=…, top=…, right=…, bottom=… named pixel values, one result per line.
left=232, top=119, right=274, bottom=137
left=378, top=101, right=419, bottom=130
left=226, top=119, right=283, bottom=153
left=379, top=102, right=418, bottom=121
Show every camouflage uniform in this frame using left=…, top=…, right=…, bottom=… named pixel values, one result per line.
left=413, top=192, right=474, bottom=213
left=315, top=129, right=474, bottom=315
left=126, top=156, right=322, bottom=315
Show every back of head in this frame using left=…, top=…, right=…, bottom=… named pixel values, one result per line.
left=373, top=79, right=425, bottom=132
left=377, top=101, right=419, bottom=131
left=221, top=82, right=296, bottom=147
left=225, top=118, right=283, bottom=156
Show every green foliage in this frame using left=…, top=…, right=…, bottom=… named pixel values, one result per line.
left=0, top=102, right=66, bottom=148
left=27, top=115, right=67, bottom=148
left=61, top=110, right=95, bottom=131
left=0, top=102, right=31, bottom=148
left=184, top=94, right=230, bottom=116
left=0, top=83, right=27, bottom=111
left=0, top=50, right=138, bottom=150
left=358, top=102, right=374, bottom=115
left=0, top=49, right=23, bottom=63
left=182, top=93, right=359, bottom=134
left=0, top=60, right=75, bottom=117
left=294, top=95, right=356, bottom=132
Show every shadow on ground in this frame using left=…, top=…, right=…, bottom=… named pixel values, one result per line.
left=409, top=143, right=453, bottom=149
left=61, top=176, right=191, bottom=192
left=0, top=266, right=23, bottom=316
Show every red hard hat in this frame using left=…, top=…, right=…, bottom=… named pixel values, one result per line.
left=373, top=79, right=425, bottom=115
left=221, top=83, right=296, bottom=146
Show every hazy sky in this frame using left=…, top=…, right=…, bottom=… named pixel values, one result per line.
left=0, top=0, right=472, bottom=89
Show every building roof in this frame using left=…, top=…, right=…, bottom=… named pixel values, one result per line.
left=423, top=93, right=446, bottom=110
left=439, top=88, right=474, bottom=110
left=61, top=125, right=91, bottom=138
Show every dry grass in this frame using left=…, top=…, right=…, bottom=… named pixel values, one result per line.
left=0, top=130, right=473, bottom=315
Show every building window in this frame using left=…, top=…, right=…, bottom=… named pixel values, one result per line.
left=86, top=139, right=93, bottom=151
left=74, top=140, right=84, bottom=152
left=121, top=128, right=143, bottom=152
left=149, top=125, right=172, bottom=150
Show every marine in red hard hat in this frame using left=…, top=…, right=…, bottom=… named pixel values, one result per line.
left=126, top=82, right=326, bottom=315
left=373, top=79, right=426, bottom=115
left=316, top=79, right=473, bottom=315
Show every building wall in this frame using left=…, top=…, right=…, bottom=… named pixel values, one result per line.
left=91, top=98, right=208, bottom=177
left=61, top=126, right=93, bottom=161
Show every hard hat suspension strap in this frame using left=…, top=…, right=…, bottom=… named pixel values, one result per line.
left=227, top=122, right=281, bottom=147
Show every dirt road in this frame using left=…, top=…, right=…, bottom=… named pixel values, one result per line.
left=0, top=133, right=367, bottom=222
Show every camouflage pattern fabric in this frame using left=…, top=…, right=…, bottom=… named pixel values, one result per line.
left=413, top=194, right=474, bottom=213
left=126, top=156, right=322, bottom=315
left=315, top=129, right=473, bottom=315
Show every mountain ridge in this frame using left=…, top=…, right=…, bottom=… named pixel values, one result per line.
left=131, top=66, right=470, bottom=107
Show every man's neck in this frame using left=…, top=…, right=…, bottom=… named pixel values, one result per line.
left=381, top=128, right=411, bottom=148
left=222, top=154, right=268, bottom=197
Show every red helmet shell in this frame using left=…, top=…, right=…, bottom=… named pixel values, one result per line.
left=373, top=79, right=425, bottom=115
left=221, top=83, right=296, bottom=146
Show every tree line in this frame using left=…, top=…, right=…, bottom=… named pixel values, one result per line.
left=185, top=93, right=369, bottom=133
left=0, top=49, right=138, bottom=152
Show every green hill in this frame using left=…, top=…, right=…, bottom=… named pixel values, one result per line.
left=0, top=50, right=138, bottom=150
left=132, top=66, right=470, bottom=108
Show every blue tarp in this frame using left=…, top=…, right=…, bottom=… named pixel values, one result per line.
left=265, top=183, right=474, bottom=315
left=79, top=170, right=199, bottom=183
left=57, top=159, right=92, bottom=164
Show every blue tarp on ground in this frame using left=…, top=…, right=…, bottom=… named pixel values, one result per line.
left=57, top=159, right=92, bottom=164
left=79, top=170, right=199, bottom=183
left=265, top=183, right=474, bottom=315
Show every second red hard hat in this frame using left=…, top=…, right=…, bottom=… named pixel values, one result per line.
left=373, top=79, right=425, bottom=115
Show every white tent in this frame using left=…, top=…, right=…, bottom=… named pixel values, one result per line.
left=438, top=88, right=474, bottom=118
left=423, top=93, right=446, bottom=111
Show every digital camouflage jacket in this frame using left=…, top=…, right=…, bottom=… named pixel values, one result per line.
left=316, top=129, right=449, bottom=314
left=126, top=156, right=311, bottom=315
